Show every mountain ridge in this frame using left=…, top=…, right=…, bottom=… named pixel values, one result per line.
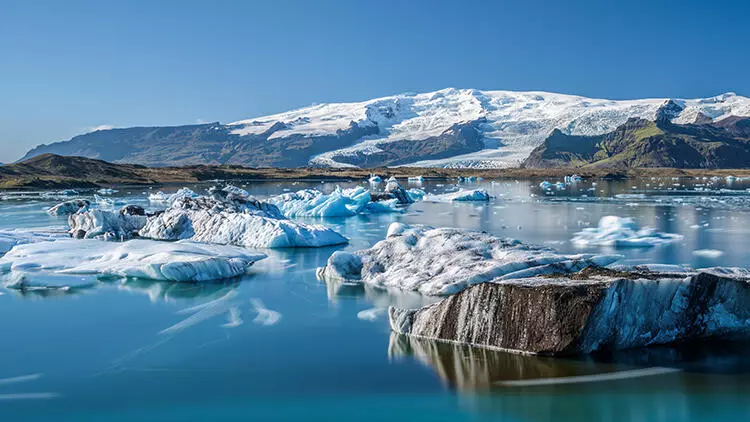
left=20, top=88, right=750, bottom=168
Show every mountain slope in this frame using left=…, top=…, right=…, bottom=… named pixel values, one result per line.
left=21, top=89, right=750, bottom=168
left=523, top=115, right=750, bottom=168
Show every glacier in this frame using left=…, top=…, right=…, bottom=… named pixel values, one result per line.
left=229, top=89, right=750, bottom=168
left=572, top=216, right=683, bottom=248
left=317, top=223, right=620, bottom=296
left=139, top=194, right=348, bottom=248
left=389, top=266, right=750, bottom=355
left=0, top=239, right=266, bottom=282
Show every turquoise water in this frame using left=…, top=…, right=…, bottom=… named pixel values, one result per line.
left=2, top=178, right=750, bottom=421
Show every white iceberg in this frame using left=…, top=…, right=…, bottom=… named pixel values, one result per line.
left=268, top=186, right=401, bottom=218
left=0, top=228, right=70, bottom=256
left=139, top=195, right=348, bottom=248
left=0, top=239, right=266, bottom=282
left=148, top=187, right=199, bottom=204
left=47, top=199, right=90, bottom=216
left=572, top=216, right=683, bottom=248
left=69, top=208, right=148, bottom=240
left=423, top=189, right=490, bottom=202
left=318, top=223, right=620, bottom=296
left=369, top=175, right=382, bottom=184
left=407, top=176, right=424, bottom=184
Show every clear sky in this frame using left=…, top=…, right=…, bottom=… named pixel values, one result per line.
left=1, top=0, right=748, bottom=162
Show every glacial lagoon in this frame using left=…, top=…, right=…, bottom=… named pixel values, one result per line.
left=2, top=177, right=750, bottom=421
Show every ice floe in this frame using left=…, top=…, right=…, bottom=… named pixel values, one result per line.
left=571, top=216, right=683, bottom=248
left=139, top=194, right=348, bottom=248
left=423, top=189, right=490, bottom=202
left=318, top=223, right=620, bottom=296
left=0, top=239, right=266, bottom=282
left=46, top=199, right=90, bottom=216
left=0, top=228, right=70, bottom=256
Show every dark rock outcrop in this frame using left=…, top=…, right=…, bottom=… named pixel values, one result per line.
left=389, top=267, right=750, bottom=355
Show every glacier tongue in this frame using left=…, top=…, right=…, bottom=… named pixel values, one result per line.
left=389, top=266, right=750, bottom=355
left=317, top=223, right=620, bottom=296
left=0, top=239, right=266, bottom=282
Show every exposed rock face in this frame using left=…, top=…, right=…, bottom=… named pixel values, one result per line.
left=317, top=223, right=619, bottom=296
left=47, top=199, right=91, bottom=216
left=139, top=194, right=348, bottom=248
left=523, top=116, right=750, bottom=169
left=389, top=267, right=750, bottom=355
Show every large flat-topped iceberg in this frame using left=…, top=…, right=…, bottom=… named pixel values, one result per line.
left=0, top=239, right=266, bottom=282
left=317, top=223, right=619, bottom=295
left=390, top=266, right=750, bottom=355
left=140, top=194, right=348, bottom=248
left=572, top=216, right=683, bottom=248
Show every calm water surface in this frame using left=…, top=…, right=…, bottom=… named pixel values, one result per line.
left=1, top=177, right=750, bottom=422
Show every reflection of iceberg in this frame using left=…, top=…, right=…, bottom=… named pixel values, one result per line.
left=0, top=239, right=266, bottom=282
left=388, top=333, right=612, bottom=391
left=111, top=277, right=240, bottom=302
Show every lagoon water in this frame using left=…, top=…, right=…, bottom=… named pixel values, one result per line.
left=2, top=177, right=750, bottom=422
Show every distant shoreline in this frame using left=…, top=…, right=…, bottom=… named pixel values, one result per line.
left=2, top=154, right=750, bottom=190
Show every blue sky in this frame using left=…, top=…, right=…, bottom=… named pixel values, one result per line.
left=1, top=0, right=748, bottom=162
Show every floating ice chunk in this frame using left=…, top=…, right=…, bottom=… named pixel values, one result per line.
left=572, top=216, right=683, bottom=248
left=0, top=228, right=70, bottom=256
left=69, top=208, right=147, bottom=240
left=269, top=186, right=402, bottom=217
left=222, top=185, right=250, bottom=197
left=318, top=223, right=620, bottom=296
left=94, top=194, right=125, bottom=208
left=0, top=239, right=266, bottom=282
left=405, top=188, right=426, bottom=202
left=47, top=199, right=90, bottom=216
left=408, top=176, right=424, bottom=184
left=385, top=180, right=414, bottom=204
left=96, top=188, right=118, bottom=195
left=539, top=181, right=553, bottom=190
left=692, top=249, right=725, bottom=258
left=139, top=195, right=348, bottom=248
left=148, top=187, right=199, bottom=204
left=369, top=175, right=382, bottom=184
left=424, top=189, right=490, bottom=202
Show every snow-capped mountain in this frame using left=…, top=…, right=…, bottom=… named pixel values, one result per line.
left=22, top=89, right=750, bottom=168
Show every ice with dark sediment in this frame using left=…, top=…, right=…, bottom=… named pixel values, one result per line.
left=68, top=206, right=148, bottom=240
left=389, top=266, right=750, bottom=355
left=139, top=192, right=348, bottom=248
left=0, top=239, right=266, bottom=282
left=317, top=223, right=620, bottom=296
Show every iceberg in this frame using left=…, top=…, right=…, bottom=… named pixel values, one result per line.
left=423, top=189, right=490, bottom=202
left=268, top=186, right=403, bottom=218
left=96, top=188, right=118, bottom=195
left=47, top=199, right=90, bottom=216
left=148, top=187, right=199, bottom=204
left=0, top=239, right=266, bottom=282
left=572, top=216, right=683, bottom=247
left=317, top=223, right=620, bottom=296
left=407, top=176, right=424, bottom=184
left=369, top=175, right=382, bottom=184
left=389, top=266, right=750, bottom=355
left=384, top=180, right=414, bottom=204
left=69, top=207, right=148, bottom=240
left=139, top=195, right=348, bottom=248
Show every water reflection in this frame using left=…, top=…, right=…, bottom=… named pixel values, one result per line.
left=110, top=277, right=240, bottom=303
